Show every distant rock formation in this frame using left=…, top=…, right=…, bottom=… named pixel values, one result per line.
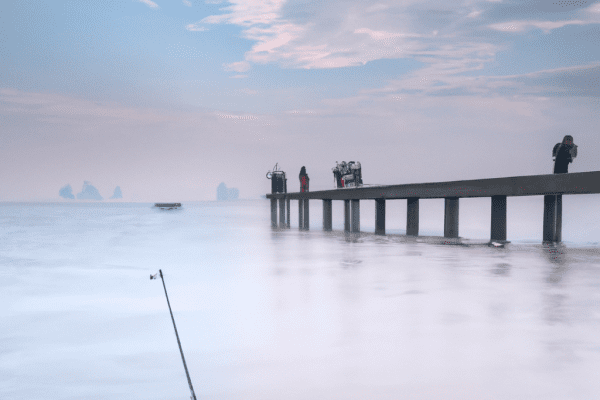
left=110, top=186, right=123, bottom=199
left=59, top=184, right=75, bottom=199
left=77, top=181, right=103, bottom=200
left=217, top=182, right=239, bottom=201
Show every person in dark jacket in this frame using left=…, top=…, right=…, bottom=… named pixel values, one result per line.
left=299, top=166, right=309, bottom=192
left=552, top=135, right=577, bottom=174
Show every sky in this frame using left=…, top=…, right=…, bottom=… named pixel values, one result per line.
left=1, top=0, right=600, bottom=201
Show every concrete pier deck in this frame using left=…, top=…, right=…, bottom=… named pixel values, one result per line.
left=266, top=171, right=600, bottom=243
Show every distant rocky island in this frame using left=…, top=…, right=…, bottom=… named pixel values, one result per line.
left=59, top=182, right=123, bottom=200
left=110, top=186, right=122, bottom=199
left=77, top=181, right=103, bottom=200
left=217, top=182, right=239, bottom=201
left=59, top=184, right=75, bottom=199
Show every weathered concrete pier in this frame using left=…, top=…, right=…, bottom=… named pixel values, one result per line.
left=267, top=171, right=600, bottom=243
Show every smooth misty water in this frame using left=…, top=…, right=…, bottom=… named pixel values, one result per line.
left=1, top=201, right=600, bottom=400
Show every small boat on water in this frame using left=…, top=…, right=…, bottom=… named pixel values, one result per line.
left=154, top=203, right=182, bottom=210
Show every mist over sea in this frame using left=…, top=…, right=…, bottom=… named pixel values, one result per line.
left=2, top=199, right=600, bottom=400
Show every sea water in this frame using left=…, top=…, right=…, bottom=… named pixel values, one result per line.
left=1, top=200, right=600, bottom=400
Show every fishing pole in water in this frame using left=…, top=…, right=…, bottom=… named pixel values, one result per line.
left=151, top=269, right=198, bottom=400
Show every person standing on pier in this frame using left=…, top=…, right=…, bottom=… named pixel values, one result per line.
left=299, top=166, right=310, bottom=192
left=552, top=135, right=577, bottom=174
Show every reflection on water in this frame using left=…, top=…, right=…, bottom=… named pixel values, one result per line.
left=492, top=262, right=511, bottom=276
left=1, top=201, right=600, bottom=400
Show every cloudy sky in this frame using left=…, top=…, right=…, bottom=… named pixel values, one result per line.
left=1, top=0, right=599, bottom=201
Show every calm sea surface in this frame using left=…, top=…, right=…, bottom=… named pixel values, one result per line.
left=1, top=200, right=600, bottom=400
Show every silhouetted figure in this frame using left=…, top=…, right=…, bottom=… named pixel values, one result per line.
left=299, top=166, right=309, bottom=192
left=552, top=135, right=577, bottom=174
left=332, top=162, right=344, bottom=188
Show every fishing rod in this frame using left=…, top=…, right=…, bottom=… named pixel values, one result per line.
left=151, top=269, right=197, bottom=400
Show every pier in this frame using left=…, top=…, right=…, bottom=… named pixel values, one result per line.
left=266, top=171, right=600, bottom=243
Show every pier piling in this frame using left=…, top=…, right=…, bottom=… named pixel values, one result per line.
left=490, top=195, right=507, bottom=242
left=344, top=200, right=350, bottom=232
left=556, top=195, right=562, bottom=242
left=375, top=199, right=385, bottom=235
left=351, top=199, right=360, bottom=232
left=303, top=199, right=310, bottom=230
left=286, top=198, right=291, bottom=228
left=323, top=200, right=332, bottom=231
left=543, top=195, right=562, bottom=242
left=270, top=199, right=277, bottom=228
left=298, top=199, right=304, bottom=230
left=279, top=198, right=285, bottom=229
left=406, top=197, right=419, bottom=236
left=444, top=197, right=459, bottom=238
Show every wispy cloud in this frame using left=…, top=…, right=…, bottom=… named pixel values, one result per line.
left=489, top=19, right=587, bottom=33
left=198, top=0, right=508, bottom=73
left=500, top=63, right=600, bottom=97
left=0, top=89, right=174, bottom=123
left=183, top=0, right=192, bottom=6
left=196, top=0, right=600, bottom=103
left=488, top=2, right=600, bottom=33
left=136, top=0, right=160, bottom=9
left=185, top=23, right=208, bottom=31
left=349, top=62, right=600, bottom=108
left=224, top=61, right=251, bottom=72
left=216, top=113, right=259, bottom=120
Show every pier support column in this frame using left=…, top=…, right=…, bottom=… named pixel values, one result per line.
left=323, top=200, right=332, bottom=231
left=375, top=199, right=385, bottom=235
left=298, top=199, right=304, bottom=230
left=351, top=199, right=360, bottom=233
left=286, top=198, right=290, bottom=228
left=444, top=197, right=459, bottom=238
left=543, top=195, right=562, bottom=242
left=279, top=198, right=285, bottom=229
left=406, top=198, right=419, bottom=236
left=271, top=198, right=277, bottom=228
left=490, top=195, right=507, bottom=242
left=303, top=199, right=309, bottom=230
left=344, top=200, right=350, bottom=232
left=556, top=195, right=562, bottom=242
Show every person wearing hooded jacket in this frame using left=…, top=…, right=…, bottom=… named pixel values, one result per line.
left=552, top=135, right=577, bottom=174
left=299, top=166, right=309, bottom=192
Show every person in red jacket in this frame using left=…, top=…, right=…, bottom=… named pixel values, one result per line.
left=299, top=166, right=309, bottom=192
